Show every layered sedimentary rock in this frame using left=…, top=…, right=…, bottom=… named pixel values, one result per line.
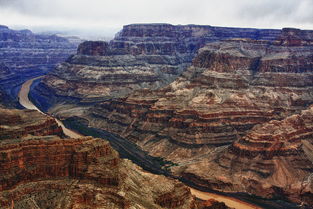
left=32, top=25, right=313, bottom=206
left=0, top=25, right=78, bottom=72
left=81, top=28, right=313, bottom=160
left=38, top=24, right=283, bottom=101
left=0, top=136, right=197, bottom=209
left=0, top=108, right=64, bottom=139
left=0, top=25, right=79, bottom=107
left=181, top=106, right=313, bottom=206
left=0, top=108, right=201, bottom=209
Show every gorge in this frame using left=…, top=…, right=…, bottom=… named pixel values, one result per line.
left=1, top=23, right=313, bottom=209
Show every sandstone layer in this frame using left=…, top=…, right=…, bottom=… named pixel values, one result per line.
left=31, top=25, right=313, bottom=206
left=181, top=106, right=313, bottom=206
left=0, top=25, right=79, bottom=107
left=0, top=107, right=206, bottom=209
left=0, top=108, right=64, bottom=140
left=38, top=24, right=284, bottom=102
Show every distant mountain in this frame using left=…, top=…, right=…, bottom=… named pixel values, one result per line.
left=0, top=25, right=81, bottom=107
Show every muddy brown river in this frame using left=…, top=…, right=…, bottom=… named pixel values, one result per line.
left=18, top=76, right=262, bottom=209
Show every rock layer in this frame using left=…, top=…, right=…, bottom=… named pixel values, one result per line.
left=181, top=106, right=313, bottom=206
left=84, top=30, right=313, bottom=162
left=0, top=108, right=199, bottom=209
left=0, top=25, right=79, bottom=107
left=0, top=108, right=64, bottom=139
left=40, top=24, right=286, bottom=100
left=32, top=25, right=313, bottom=206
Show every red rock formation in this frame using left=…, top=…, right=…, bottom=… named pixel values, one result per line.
left=31, top=25, right=313, bottom=206
left=48, top=33, right=313, bottom=206
left=0, top=109, right=64, bottom=139
left=37, top=24, right=286, bottom=101
left=84, top=35, right=313, bottom=161
left=181, top=106, right=313, bottom=206
left=0, top=108, right=197, bottom=209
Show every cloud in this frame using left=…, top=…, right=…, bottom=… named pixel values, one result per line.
left=238, top=0, right=313, bottom=27
left=0, top=0, right=312, bottom=37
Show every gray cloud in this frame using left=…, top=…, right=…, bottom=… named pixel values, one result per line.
left=0, top=0, right=312, bottom=37
left=239, top=0, right=313, bottom=26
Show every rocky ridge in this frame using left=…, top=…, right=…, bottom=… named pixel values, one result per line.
left=0, top=108, right=205, bottom=209
left=0, top=25, right=79, bottom=107
left=181, top=106, right=313, bottom=206
left=0, top=108, right=64, bottom=140
left=39, top=24, right=285, bottom=101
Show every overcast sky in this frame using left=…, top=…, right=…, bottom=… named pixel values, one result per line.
left=0, top=0, right=312, bottom=38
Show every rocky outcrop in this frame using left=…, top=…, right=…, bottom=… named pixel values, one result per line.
left=0, top=108, right=64, bottom=139
left=39, top=24, right=284, bottom=101
left=181, top=106, right=313, bottom=206
left=0, top=107, right=199, bottom=208
left=0, top=135, right=197, bottom=208
left=0, top=25, right=79, bottom=107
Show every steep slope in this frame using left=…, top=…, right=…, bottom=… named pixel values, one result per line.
left=181, top=106, right=313, bottom=206
left=0, top=108, right=64, bottom=139
left=0, top=136, right=197, bottom=209
left=75, top=28, right=313, bottom=161
left=35, top=24, right=283, bottom=104
left=30, top=25, right=313, bottom=206
left=0, top=108, right=202, bottom=209
left=0, top=25, right=79, bottom=107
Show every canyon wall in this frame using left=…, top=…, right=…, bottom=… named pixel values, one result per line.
left=0, top=25, right=79, bottom=107
left=0, top=108, right=201, bottom=209
left=32, top=24, right=313, bottom=206
left=38, top=24, right=283, bottom=102
left=181, top=106, right=313, bottom=206
left=0, top=108, right=64, bottom=139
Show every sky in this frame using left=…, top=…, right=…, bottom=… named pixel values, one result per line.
left=0, top=0, right=312, bottom=38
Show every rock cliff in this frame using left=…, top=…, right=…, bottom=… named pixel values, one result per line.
left=0, top=108, right=64, bottom=139
left=181, top=106, right=313, bottom=206
left=39, top=24, right=283, bottom=101
left=0, top=136, right=197, bottom=209
left=0, top=108, right=200, bottom=209
left=0, top=25, right=79, bottom=107
left=31, top=24, right=313, bottom=206
left=81, top=29, right=313, bottom=160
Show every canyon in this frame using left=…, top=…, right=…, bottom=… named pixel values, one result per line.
left=34, top=24, right=283, bottom=105
left=0, top=23, right=313, bottom=208
left=0, top=108, right=207, bottom=209
left=29, top=24, right=313, bottom=208
left=0, top=25, right=79, bottom=107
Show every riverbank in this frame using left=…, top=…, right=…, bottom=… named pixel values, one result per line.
left=18, top=76, right=266, bottom=209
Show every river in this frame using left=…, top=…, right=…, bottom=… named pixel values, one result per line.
left=18, top=76, right=262, bottom=209
left=18, top=76, right=81, bottom=138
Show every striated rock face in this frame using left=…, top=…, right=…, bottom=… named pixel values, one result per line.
left=31, top=25, right=313, bottom=206
left=181, top=106, right=313, bottom=206
left=0, top=25, right=80, bottom=107
left=0, top=108, right=64, bottom=139
left=0, top=136, right=196, bottom=209
left=0, top=25, right=78, bottom=71
left=0, top=107, right=198, bottom=208
left=83, top=31, right=313, bottom=160
left=39, top=24, right=284, bottom=101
